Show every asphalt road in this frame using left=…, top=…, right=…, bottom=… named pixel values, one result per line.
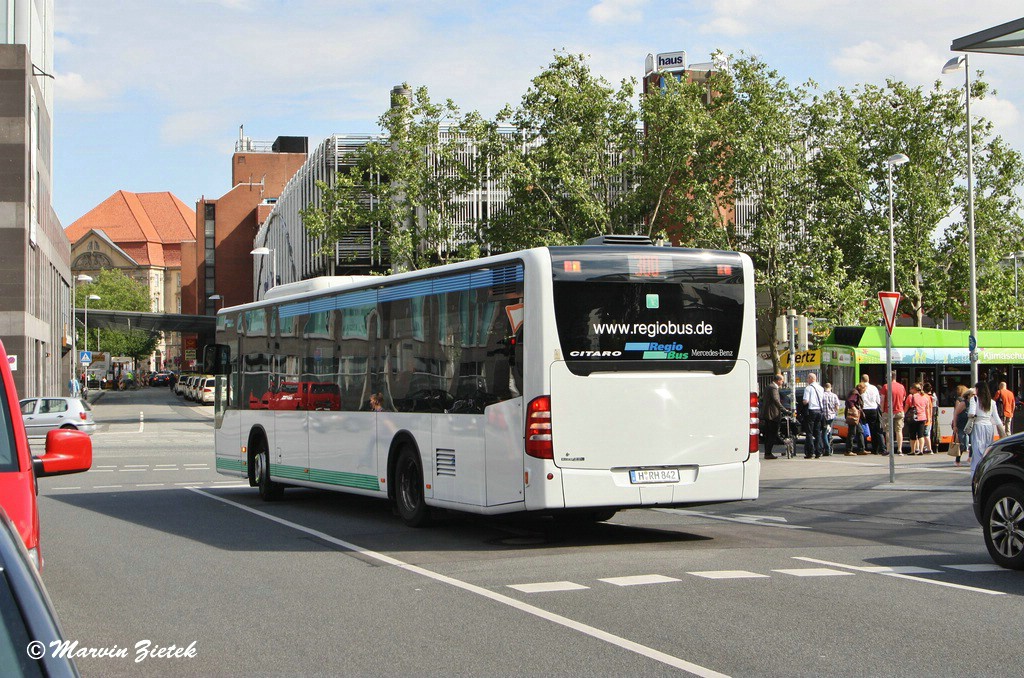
left=33, top=387, right=1024, bottom=677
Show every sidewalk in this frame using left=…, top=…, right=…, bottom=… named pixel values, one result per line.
left=758, top=447, right=972, bottom=493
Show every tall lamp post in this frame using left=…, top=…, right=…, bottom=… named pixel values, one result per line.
left=884, top=153, right=909, bottom=472
left=208, top=294, right=222, bottom=312
left=1005, top=252, right=1024, bottom=330
left=943, top=54, right=979, bottom=386
left=73, top=274, right=93, bottom=381
left=250, top=247, right=276, bottom=300
left=885, top=153, right=910, bottom=292
left=84, top=294, right=100, bottom=353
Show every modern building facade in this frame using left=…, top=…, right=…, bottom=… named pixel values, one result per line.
left=0, top=0, right=72, bottom=397
left=65, top=190, right=196, bottom=371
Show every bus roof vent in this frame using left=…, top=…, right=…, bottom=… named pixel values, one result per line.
left=583, top=234, right=654, bottom=247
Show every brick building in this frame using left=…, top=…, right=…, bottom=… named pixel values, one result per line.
left=184, top=134, right=308, bottom=316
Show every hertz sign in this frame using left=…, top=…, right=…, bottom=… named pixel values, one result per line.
left=779, top=350, right=820, bottom=370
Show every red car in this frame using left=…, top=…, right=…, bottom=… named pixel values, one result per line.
left=0, top=340, right=92, bottom=569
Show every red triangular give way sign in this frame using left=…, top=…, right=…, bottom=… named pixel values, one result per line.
left=878, top=292, right=901, bottom=335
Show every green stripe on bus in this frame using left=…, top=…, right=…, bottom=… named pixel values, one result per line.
left=269, top=464, right=380, bottom=491
left=216, top=457, right=246, bottom=472
left=825, top=326, right=1024, bottom=349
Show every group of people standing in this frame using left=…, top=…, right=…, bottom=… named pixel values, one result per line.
left=760, top=371, right=1016, bottom=473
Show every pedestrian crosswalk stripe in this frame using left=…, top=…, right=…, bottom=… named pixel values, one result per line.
left=688, top=570, right=770, bottom=579
left=599, top=574, right=681, bottom=587
left=507, top=581, right=589, bottom=593
left=772, top=568, right=854, bottom=577
left=860, top=566, right=940, bottom=574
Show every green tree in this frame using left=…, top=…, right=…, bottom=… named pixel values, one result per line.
left=806, top=74, right=1024, bottom=330
left=633, top=58, right=734, bottom=241
left=302, top=84, right=491, bottom=272
left=76, top=269, right=158, bottom=364
left=485, top=51, right=641, bottom=249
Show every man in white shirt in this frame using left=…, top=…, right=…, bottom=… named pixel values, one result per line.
left=859, top=373, right=886, bottom=455
left=802, top=372, right=827, bottom=458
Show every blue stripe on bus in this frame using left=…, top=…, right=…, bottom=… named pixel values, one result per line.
left=278, top=265, right=523, bottom=318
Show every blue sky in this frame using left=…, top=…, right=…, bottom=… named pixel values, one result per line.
left=52, top=1, right=1024, bottom=226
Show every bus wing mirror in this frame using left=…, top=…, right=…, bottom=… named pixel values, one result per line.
left=203, top=344, right=231, bottom=375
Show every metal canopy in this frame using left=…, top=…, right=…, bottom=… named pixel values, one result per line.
left=952, top=17, right=1024, bottom=55
left=76, top=309, right=215, bottom=335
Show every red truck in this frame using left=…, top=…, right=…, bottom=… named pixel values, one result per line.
left=0, top=340, right=92, bottom=569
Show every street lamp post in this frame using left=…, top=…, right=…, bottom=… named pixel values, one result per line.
left=1005, top=252, right=1024, bottom=330
left=73, top=274, right=93, bottom=382
left=250, top=247, right=276, bottom=300
left=884, top=153, right=908, bottom=473
left=943, top=54, right=979, bottom=386
left=84, top=294, right=100, bottom=352
left=885, top=153, right=910, bottom=293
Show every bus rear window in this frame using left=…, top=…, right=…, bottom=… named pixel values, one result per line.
left=550, top=248, right=744, bottom=374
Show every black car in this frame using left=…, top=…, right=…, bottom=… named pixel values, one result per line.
left=149, top=372, right=172, bottom=387
left=972, top=431, right=1024, bottom=569
left=0, top=506, right=78, bottom=677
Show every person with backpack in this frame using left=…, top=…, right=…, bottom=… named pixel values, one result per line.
left=844, top=386, right=867, bottom=456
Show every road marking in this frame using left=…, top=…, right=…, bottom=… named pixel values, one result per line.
left=772, top=568, right=853, bottom=577
left=51, top=486, right=80, bottom=490
left=183, top=463, right=209, bottom=467
left=657, top=508, right=810, bottom=530
left=174, top=482, right=204, bottom=486
left=90, top=469, right=114, bottom=473
left=137, top=483, right=166, bottom=487
left=688, top=570, right=769, bottom=580
left=95, top=465, right=117, bottom=469
left=118, top=468, right=147, bottom=472
left=153, top=468, right=179, bottom=472
left=793, top=557, right=1005, bottom=596
left=124, top=464, right=149, bottom=468
left=860, top=566, right=940, bottom=574
left=190, top=489, right=728, bottom=678
left=599, top=574, right=681, bottom=587
left=93, top=485, right=123, bottom=489
left=944, top=564, right=1007, bottom=572
left=507, top=581, right=589, bottom=593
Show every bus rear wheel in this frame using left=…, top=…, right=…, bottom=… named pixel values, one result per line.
left=254, top=444, right=283, bottom=501
left=395, top=446, right=430, bottom=527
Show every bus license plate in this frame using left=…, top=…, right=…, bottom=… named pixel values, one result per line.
left=629, top=469, right=680, bottom=484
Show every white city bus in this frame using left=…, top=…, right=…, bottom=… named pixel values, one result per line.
left=207, top=237, right=760, bottom=525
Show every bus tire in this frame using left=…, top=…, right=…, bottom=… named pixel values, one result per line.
left=254, top=443, right=284, bottom=502
left=394, top=445, right=430, bottom=527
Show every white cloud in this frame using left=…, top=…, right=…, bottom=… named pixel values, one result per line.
left=588, top=0, right=647, bottom=25
left=831, top=40, right=946, bottom=86
left=54, top=71, right=110, bottom=104
left=700, top=16, right=748, bottom=37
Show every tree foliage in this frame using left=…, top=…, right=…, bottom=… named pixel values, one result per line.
left=76, top=269, right=158, bottom=363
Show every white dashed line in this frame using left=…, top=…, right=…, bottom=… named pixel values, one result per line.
left=507, top=581, right=590, bottom=593
left=860, top=566, right=941, bottom=574
left=793, top=557, right=1005, bottom=596
left=687, top=570, right=770, bottom=580
left=945, top=564, right=1007, bottom=572
left=772, top=568, right=854, bottom=577
left=599, top=574, right=681, bottom=587
left=93, top=485, right=123, bottom=489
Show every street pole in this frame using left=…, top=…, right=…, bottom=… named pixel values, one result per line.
left=788, top=308, right=797, bottom=416
left=966, top=54, right=979, bottom=387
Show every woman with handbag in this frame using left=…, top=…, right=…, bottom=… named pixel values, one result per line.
left=951, top=385, right=970, bottom=467
left=968, top=381, right=1006, bottom=475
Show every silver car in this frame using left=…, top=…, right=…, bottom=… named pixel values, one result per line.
left=19, top=397, right=97, bottom=437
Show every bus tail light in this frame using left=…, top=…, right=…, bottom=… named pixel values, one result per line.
left=749, top=392, right=759, bottom=453
left=526, top=396, right=553, bottom=459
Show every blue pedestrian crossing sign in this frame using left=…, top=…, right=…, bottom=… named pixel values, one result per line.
left=79, top=350, right=92, bottom=365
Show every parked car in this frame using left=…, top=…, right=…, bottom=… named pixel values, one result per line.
left=20, top=397, right=96, bottom=438
left=19, top=397, right=96, bottom=438
left=173, top=373, right=191, bottom=396
left=199, top=377, right=216, bottom=405
left=0, top=505, right=79, bottom=676
left=0, top=340, right=92, bottom=570
left=972, top=431, right=1024, bottom=569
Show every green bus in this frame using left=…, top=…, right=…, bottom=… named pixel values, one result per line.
left=821, top=326, right=1024, bottom=447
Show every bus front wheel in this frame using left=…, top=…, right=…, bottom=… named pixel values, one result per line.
left=395, top=446, right=430, bottom=527
left=254, top=444, right=283, bottom=501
